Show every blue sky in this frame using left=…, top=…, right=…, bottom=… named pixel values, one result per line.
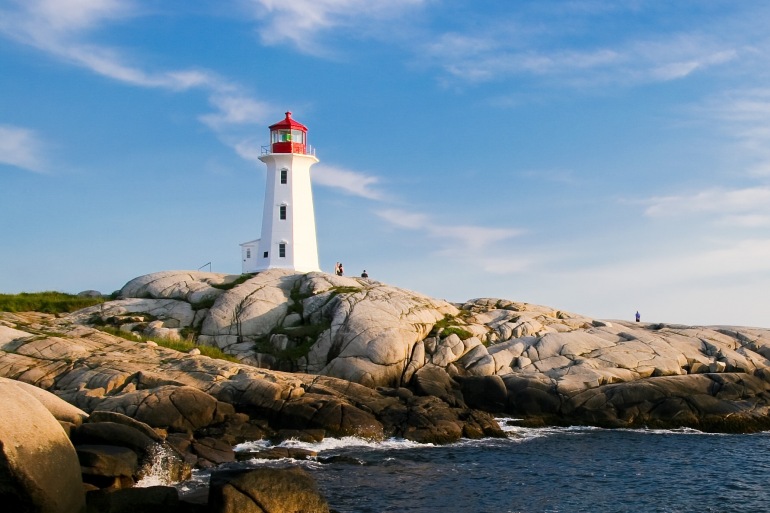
left=2, top=0, right=770, bottom=327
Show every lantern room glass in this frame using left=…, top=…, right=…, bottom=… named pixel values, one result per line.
left=271, top=130, right=305, bottom=144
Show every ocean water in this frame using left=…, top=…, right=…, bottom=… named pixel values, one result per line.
left=177, top=419, right=770, bottom=512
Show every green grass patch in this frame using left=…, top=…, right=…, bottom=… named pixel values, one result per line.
left=431, top=314, right=473, bottom=340
left=97, top=326, right=239, bottom=363
left=330, top=286, right=362, bottom=295
left=440, top=326, right=473, bottom=340
left=0, top=291, right=105, bottom=314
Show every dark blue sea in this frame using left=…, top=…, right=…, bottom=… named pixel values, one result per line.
left=171, top=419, right=770, bottom=512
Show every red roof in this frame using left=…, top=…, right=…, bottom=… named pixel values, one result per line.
left=269, top=111, right=308, bottom=131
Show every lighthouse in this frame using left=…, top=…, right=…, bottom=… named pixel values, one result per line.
left=240, top=112, right=321, bottom=273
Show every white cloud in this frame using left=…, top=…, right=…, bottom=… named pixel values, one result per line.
left=571, top=238, right=770, bottom=291
left=233, top=138, right=265, bottom=164
left=377, top=207, right=531, bottom=275
left=200, top=95, right=272, bottom=131
left=422, top=16, right=739, bottom=88
left=0, top=1, right=232, bottom=91
left=377, top=209, right=522, bottom=248
left=643, top=186, right=770, bottom=225
left=312, top=165, right=385, bottom=200
left=243, top=0, right=427, bottom=54
left=718, top=215, right=770, bottom=228
left=0, top=0, right=275, bottom=163
left=9, top=0, right=135, bottom=34
left=701, top=88, right=770, bottom=178
left=0, top=124, right=46, bottom=172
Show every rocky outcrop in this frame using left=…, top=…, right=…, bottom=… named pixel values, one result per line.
left=8, top=269, right=770, bottom=434
left=0, top=312, right=502, bottom=448
left=72, top=270, right=458, bottom=388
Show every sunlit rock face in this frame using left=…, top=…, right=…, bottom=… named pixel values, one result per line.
left=29, top=269, right=770, bottom=430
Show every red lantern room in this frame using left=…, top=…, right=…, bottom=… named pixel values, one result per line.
left=269, top=111, right=308, bottom=154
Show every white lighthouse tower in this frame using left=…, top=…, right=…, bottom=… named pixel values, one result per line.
left=240, top=112, right=321, bottom=273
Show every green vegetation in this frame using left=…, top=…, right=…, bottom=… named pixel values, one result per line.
left=287, top=285, right=311, bottom=316
left=329, top=286, right=362, bottom=296
left=431, top=314, right=473, bottom=340
left=0, top=291, right=104, bottom=314
left=210, top=274, right=253, bottom=291
left=97, top=326, right=239, bottom=363
left=255, top=321, right=331, bottom=363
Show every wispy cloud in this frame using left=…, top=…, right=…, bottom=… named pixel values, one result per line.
left=425, top=30, right=738, bottom=88
left=0, top=1, right=238, bottom=92
left=572, top=237, right=770, bottom=290
left=416, top=0, right=752, bottom=91
left=0, top=0, right=277, bottom=163
left=376, top=208, right=526, bottom=273
left=242, top=0, right=427, bottom=55
left=702, top=88, right=770, bottom=178
left=312, top=164, right=385, bottom=200
left=200, top=95, right=272, bottom=131
left=0, top=124, right=46, bottom=172
left=642, top=186, right=770, bottom=227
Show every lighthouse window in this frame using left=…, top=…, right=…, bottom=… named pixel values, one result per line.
left=263, top=251, right=268, bottom=258
left=279, top=205, right=287, bottom=220
left=280, top=130, right=292, bottom=142
left=246, top=249, right=251, bottom=259
left=280, top=169, right=287, bottom=184
left=279, top=243, right=286, bottom=258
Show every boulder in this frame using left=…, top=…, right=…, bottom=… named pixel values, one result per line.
left=70, top=298, right=197, bottom=335
left=94, top=385, right=220, bottom=432
left=318, top=281, right=458, bottom=387
left=72, top=422, right=157, bottom=455
left=1, top=377, right=88, bottom=426
left=209, top=466, right=330, bottom=513
left=410, top=366, right=464, bottom=407
left=191, top=437, right=235, bottom=466
left=86, top=411, right=164, bottom=442
left=458, top=375, right=508, bottom=412
left=77, top=444, right=138, bottom=479
left=0, top=379, right=86, bottom=513
left=77, top=290, right=102, bottom=298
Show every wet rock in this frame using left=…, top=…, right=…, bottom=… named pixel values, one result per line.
left=77, top=444, right=139, bottom=479
left=191, top=437, right=235, bottom=466
left=209, top=466, right=330, bottom=513
left=235, top=447, right=317, bottom=461
left=86, top=485, right=180, bottom=513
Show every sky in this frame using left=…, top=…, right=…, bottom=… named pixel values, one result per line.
left=1, top=0, right=770, bottom=327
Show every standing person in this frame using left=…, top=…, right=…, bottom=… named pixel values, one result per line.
left=338, top=263, right=344, bottom=276
left=635, top=311, right=641, bottom=322
left=334, top=262, right=341, bottom=276
left=361, top=270, right=368, bottom=278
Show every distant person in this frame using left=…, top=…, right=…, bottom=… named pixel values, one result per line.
left=635, top=311, right=640, bottom=322
left=337, top=263, right=344, bottom=276
left=361, top=270, right=368, bottom=278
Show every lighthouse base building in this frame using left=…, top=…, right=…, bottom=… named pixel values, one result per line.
left=241, top=112, right=321, bottom=274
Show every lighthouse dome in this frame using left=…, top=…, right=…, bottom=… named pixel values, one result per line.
left=269, top=111, right=309, bottom=154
